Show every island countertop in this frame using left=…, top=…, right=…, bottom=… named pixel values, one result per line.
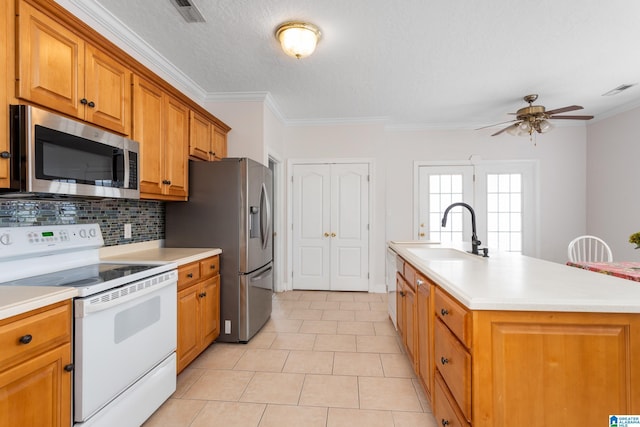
left=389, top=241, right=640, bottom=313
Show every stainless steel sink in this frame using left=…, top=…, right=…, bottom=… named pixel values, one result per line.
left=405, top=247, right=481, bottom=261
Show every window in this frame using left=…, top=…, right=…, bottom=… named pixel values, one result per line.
left=415, top=161, right=537, bottom=256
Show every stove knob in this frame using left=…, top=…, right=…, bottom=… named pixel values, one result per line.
left=79, top=229, right=87, bottom=238
left=0, top=233, right=11, bottom=245
left=89, top=228, right=97, bottom=238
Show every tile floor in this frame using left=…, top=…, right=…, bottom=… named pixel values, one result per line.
left=143, top=290, right=438, bottom=427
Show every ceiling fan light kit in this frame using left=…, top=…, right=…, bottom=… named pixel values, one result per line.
left=487, top=94, right=594, bottom=139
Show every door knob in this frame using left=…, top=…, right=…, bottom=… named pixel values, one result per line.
left=419, top=232, right=425, bottom=237
left=324, top=232, right=330, bottom=237
left=331, top=233, right=336, bottom=237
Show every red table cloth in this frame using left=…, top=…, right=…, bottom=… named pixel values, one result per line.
left=566, top=261, right=640, bottom=282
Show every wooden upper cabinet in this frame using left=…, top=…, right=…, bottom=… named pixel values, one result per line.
left=212, top=125, right=228, bottom=160
left=133, top=75, right=164, bottom=196
left=133, top=75, right=188, bottom=200
left=189, top=110, right=212, bottom=161
left=0, top=1, right=12, bottom=188
left=189, top=110, right=228, bottom=161
left=83, top=44, right=131, bottom=134
left=17, top=0, right=131, bottom=135
left=163, top=95, right=189, bottom=199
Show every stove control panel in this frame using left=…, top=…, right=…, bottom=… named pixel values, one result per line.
left=0, top=224, right=104, bottom=260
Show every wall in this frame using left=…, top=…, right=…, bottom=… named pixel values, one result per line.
left=586, top=106, right=640, bottom=260
left=281, top=122, right=587, bottom=291
left=284, top=123, right=387, bottom=291
left=0, top=198, right=164, bottom=246
left=385, top=126, right=587, bottom=263
left=205, top=100, right=267, bottom=165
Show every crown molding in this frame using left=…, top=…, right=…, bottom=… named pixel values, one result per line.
left=57, top=0, right=208, bottom=103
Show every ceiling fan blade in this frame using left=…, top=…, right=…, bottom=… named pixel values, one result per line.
left=475, top=119, right=517, bottom=130
left=548, top=114, right=594, bottom=120
left=491, top=123, right=518, bottom=136
left=545, top=105, right=583, bottom=115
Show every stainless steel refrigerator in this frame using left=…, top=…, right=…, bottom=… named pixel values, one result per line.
left=165, top=158, right=273, bottom=343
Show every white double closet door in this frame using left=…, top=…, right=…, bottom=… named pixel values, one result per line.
left=292, top=163, right=369, bottom=291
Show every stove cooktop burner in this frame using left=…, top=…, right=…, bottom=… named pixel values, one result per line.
left=0, top=263, right=162, bottom=290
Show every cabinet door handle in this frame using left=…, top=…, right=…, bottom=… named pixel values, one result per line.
left=199, top=292, right=207, bottom=298
left=400, top=291, right=406, bottom=297
left=441, top=420, right=450, bottom=426
left=64, top=363, right=74, bottom=372
left=19, top=334, right=33, bottom=344
left=187, top=273, right=193, bottom=278
left=210, top=264, right=216, bottom=270
left=440, top=308, right=449, bottom=316
left=416, top=279, right=423, bottom=287
left=162, top=179, right=172, bottom=185
left=0, top=151, right=11, bottom=159
left=440, top=357, right=449, bottom=365
left=80, top=98, right=88, bottom=105
left=88, top=101, right=95, bottom=108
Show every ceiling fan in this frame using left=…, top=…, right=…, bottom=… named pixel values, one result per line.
left=482, top=94, right=594, bottom=137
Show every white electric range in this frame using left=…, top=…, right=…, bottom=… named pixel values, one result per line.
left=0, top=224, right=177, bottom=427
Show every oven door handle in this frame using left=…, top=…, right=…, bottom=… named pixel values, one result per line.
left=75, top=271, right=177, bottom=317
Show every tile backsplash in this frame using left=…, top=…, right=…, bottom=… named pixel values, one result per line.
left=0, top=198, right=164, bottom=246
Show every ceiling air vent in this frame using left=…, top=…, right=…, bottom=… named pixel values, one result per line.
left=170, top=0, right=206, bottom=23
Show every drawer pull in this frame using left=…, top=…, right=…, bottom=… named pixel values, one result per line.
left=441, top=420, right=450, bottom=426
left=440, top=308, right=449, bottom=316
left=210, top=264, right=216, bottom=269
left=64, top=364, right=74, bottom=372
left=400, top=291, right=406, bottom=297
left=19, top=334, right=33, bottom=345
left=187, top=273, right=193, bottom=278
left=440, top=356, right=449, bottom=365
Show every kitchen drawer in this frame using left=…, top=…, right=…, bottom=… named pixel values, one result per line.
left=396, top=255, right=405, bottom=273
left=0, top=301, right=71, bottom=368
left=434, top=371, right=471, bottom=427
left=403, top=262, right=416, bottom=290
left=434, top=318, right=472, bottom=421
left=178, top=261, right=201, bottom=289
left=200, top=255, right=219, bottom=279
left=435, top=287, right=472, bottom=348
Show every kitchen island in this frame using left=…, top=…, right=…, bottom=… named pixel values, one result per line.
left=389, top=241, right=640, bottom=427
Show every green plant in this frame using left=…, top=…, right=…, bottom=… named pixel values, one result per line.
left=629, top=232, right=640, bottom=249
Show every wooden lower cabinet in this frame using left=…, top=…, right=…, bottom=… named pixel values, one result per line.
left=177, top=255, right=220, bottom=373
left=397, top=255, right=640, bottom=427
left=472, top=310, right=640, bottom=427
left=416, top=273, right=432, bottom=401
left=0, top=300, right=72, bottom=427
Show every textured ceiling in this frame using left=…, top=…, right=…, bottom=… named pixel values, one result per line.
left=60, top=0, right=640, bottom=129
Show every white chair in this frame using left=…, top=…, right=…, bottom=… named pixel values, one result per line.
left=567, top=235, right=613, bottom=263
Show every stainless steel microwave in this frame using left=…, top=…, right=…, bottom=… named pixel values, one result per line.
left=3, top=105, right=140, bottom=199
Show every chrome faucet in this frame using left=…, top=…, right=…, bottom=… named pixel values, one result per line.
left=441, top=202, right=485, bottom=256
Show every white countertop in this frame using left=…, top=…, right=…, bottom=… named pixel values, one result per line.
left=101, top=244, right=221, bottom=266
left=0, top=286, right=78, bottom=321
left=389, top=241, right=640, bottom=314
left=0, top=241, right=220, bottom=321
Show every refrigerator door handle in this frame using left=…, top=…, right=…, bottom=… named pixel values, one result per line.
left=250, top=265, right=273, bottom=283
left=260, top=183, right=271, bottom=250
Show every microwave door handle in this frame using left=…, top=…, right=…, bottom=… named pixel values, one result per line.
left=123, top=149, right=129, bottom=188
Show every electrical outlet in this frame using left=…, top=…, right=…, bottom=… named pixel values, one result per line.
left=124, top=223, right=132, bottom=239
left=225, top=320, right=231, bottom=334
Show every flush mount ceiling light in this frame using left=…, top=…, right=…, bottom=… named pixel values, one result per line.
left=275, top=21, right=321, bottom=59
